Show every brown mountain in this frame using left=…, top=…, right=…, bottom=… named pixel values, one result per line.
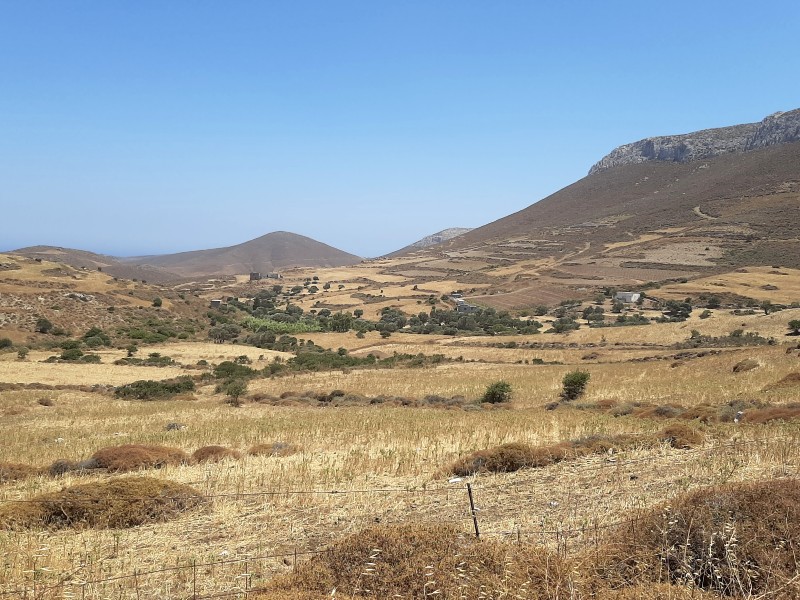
left=9, top=246, right=179, bottom=283
left=376, top=113, right=800, bottom=308
left=124, top=231, right=362, bottom=278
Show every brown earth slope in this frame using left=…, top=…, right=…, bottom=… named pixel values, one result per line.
left=9, top=246, right=179, bottom=284
left=124, top=231, right=362, bottom=278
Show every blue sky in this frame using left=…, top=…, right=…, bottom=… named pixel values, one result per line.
left=1, top=1, right=798, bottom=258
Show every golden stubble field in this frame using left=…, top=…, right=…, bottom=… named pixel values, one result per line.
left=1, top=316, right=799, bottom=598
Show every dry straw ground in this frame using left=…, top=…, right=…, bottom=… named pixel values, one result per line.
left=1, top=287, right=800, bottom=597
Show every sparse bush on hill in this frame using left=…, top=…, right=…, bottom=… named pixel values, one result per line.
left=561, top=369, right=590, bottom=400
left=35, top=317, right=53, bottom=333
left=0, top=477, right=205, bottom=530
left=82, top=326, right=111, bottom=347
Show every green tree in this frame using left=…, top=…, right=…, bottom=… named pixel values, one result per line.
left=481, top=381, right=512, bottom=404
left=329, top=312, right=353, bottom=332
left=0, top=338, right=12, bottom=349
left=789, top=320, right=800, bottom=335
left=561, top=370, right=590, bottom=400
left=17, top=347, right=29, bottom=360
left=761, top=300, right=774, bottom=315
left=223, top=379, right=248, bottom=406
left=152, top=297, right=163, bottom=307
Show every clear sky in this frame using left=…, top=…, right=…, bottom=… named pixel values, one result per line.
left=1, top=1, right=798, bottom=258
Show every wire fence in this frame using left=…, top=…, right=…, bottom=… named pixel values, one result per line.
left=0, top=435, right=797, bottom=599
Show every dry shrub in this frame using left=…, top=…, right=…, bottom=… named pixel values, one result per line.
left=172, top=393, right=197, bottom=401
left=634, top=404, right=684, bottom=419
left=0, top=462, right=42, bottom=482
left=593, top=479, right=800, bottom=597
left=591, top=584, right=720, bottom=599
left=656, top=424, right=704, bottom=449
left=449, top=427, right=700, bottom=476
left=449, top=434, right=646, bottom=476
left=678, top=404, right=718, bottom=423
left=764, top=371, right=800, bottom=390
left=258, top=523, right=573, bottom=599
left=48, top=459, right=79, bottom=476
left=193, top=445, right=242, bottom=463
left=743, top=405, right=800, bottom=424
left=91, top=444, right=189, bottom=472
left=248, top=442, right=299, bottom=457
left=732, top=358, right=759, bottom=373
left=37, top=397, right=55, bottom=407
left=0, top=476, right=206, bottom=530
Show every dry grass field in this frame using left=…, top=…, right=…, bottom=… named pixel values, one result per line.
left=1, top=318, right=799, bottom=598
left=2, top=255, right=800, bottom=598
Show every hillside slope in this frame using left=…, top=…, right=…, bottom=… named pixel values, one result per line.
left=9, top=246, right=180, bottom=284
left=386, top=227, right=473, bottom=257
left=126, top=231, right=362, bottom=278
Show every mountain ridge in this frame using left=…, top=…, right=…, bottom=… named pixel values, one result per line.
left=589, top=108, right=800, bottom=175
left=123, top=231, right=362, bottom=278
left=10, top=231, right=362, bottom=281
left=385, top=227, right=473, bottom=257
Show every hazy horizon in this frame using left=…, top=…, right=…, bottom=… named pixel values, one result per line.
left=2, top=2, right=799, bottom=257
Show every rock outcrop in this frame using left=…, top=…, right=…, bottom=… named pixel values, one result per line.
left=589, top=108, right=800, bottom=175
left=408, top=228, right=473, bottom=250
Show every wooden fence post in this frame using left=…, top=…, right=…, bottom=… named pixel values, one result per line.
left=466, top=483, right=480, bottom=539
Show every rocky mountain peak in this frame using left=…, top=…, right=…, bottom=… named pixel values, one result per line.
left=589, top=108, right=800, bottom=175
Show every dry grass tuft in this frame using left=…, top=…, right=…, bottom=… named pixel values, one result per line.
left=248, top=442, right=300, bottom=457
left=91, top=444, right=189, bottom=472
left=594, top=479, right=800, bottom=597
left=0, top=462, right=42, bottom=482
left=449, top=427, right=702, bottom=476
left=590, top=584, right=721, bottom=599
left=656, top=423, right=704, bottom=449
left=448, top=434, right=643, bottom=476
left=763, top=371, right=800, bottom=390
left=258, top=523, right=571, bottom=599
left=0, top=476, right=205, bottom=530
left=192, top=445, right=242, bottom=463
left=743, top=405, right=800, bottom=424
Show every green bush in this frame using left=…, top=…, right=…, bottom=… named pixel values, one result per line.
left=481, top=381, right=512, bottom=404
left=115, top=377, right=195, bottom=400
left=0, top=338, right=12, bottom=349
left=213, top=361, right=256, bottom=379
left=35, top=318, right=53, bottom=334
left=561, top=370, right=590, bottom=400
left=60, top=348, right=84, bottom=361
